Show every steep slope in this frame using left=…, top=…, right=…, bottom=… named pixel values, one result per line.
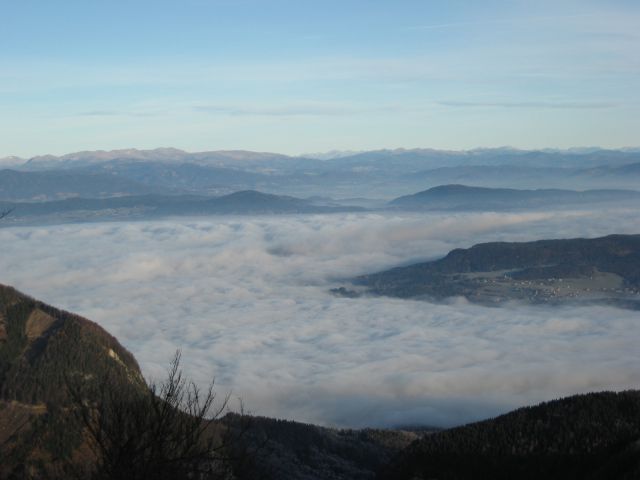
left=0, top=284, right=142, bottom=404
left=379, top=391, right=640, bottom=480
left=0, top=284, right=144, bottom=476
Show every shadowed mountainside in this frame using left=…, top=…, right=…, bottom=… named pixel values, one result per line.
left=379, top=391, right=640, bottom=480
left=226, top=415, right=422, bottom=480
left=0, top=284, right=145, bottom=476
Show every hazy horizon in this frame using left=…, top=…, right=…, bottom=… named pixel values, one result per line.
left=4, top=144, right=640, bottom=162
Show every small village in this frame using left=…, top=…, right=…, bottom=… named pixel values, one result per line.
left=463, top=270, right=640, bottom=306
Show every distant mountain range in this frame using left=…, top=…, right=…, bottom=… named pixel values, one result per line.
left=2, top=147, right=640, bottom=198
left=2, top=284, right=639, bottom=478
left=339, top=234, right=640, bottom=309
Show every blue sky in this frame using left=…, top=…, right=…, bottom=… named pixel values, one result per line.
left=1, top=0, right=639, bottom=157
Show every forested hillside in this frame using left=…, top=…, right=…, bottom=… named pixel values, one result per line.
left=380, top=391, right=640, bottom=479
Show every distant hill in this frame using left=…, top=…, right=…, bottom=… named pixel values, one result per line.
left=201, top=190, right=345, bottom=214
left=0, top=190, right=363, bottom=225
left=346, top=234, right=640, bottom=308
left=379, top=391, right=640, bottom=480
left=389, top=184, right=640, bottom=211
left=402, top=161, right=640, bottom=190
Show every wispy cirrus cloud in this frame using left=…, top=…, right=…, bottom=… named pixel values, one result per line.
left=407, top=13, right=599, bottom=31
left=76, top=110, right=122, bottom=117
left=72, top=102, right=423, bottom=120
left=194, top=103, right=361, bottom=117
left=192, top=102, right=418, bottom=117
left=437, top=100, right=618, bottom=110
left=75, top=109, right=165, bottom=118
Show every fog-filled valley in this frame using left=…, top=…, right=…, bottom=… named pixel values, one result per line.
left=2, top=206, right=639, bottom=428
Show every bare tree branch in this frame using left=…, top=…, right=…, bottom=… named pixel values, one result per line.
left=0, top=208, right=13, bottom=220
left=63, top=349, right=246, bottom=480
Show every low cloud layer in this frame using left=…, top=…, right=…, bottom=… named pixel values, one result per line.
left=1, top=209, right=639, bottom=428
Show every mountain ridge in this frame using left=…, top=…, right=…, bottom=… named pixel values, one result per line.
left=4, top=147, right=640, bottom=198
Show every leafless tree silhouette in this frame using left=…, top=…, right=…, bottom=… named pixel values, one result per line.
left=65, top=350, right=251, bottom=480
left=0, top=208, right=12, bottom=220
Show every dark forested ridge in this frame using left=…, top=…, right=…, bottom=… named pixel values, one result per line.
left=225, top=415, right=421, bottom=480
left=350, top=234, right=640, bottom=308
left=0, top=284, right=145, bottom=477
left=379, top=391, right=640, bottom=480
left=0, top=284, right=143, bottom=404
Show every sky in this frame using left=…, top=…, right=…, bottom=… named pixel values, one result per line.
left=1, top=0, right=639, bottom=157
left=2, top=208, right=640, bottom=427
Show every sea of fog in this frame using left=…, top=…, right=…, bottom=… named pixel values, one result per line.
left=1, top=209, right=639, bottom=428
